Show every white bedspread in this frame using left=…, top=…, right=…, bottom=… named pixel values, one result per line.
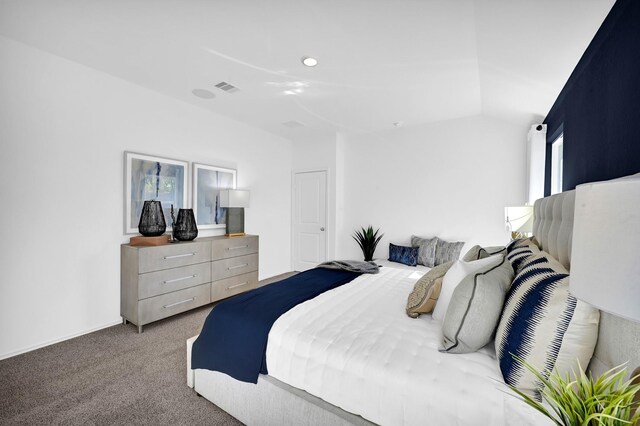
left=266, top=266, right=547, bottom=426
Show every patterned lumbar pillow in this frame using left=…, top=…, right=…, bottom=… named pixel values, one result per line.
left=411, top=235, right=438, bottom=267
left=432, top=254, right=503, bottom=322
left=388, top=243, right=419, bottom=266
left=441, top=254, right=514, bottom=353
left=405, top=261, right=454, bottom=318
left=434, top=238, right=465, bottom=266
left=495, top=251, right=600, bottom=397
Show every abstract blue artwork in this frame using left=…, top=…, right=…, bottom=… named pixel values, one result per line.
left=193, top=163, right=237, bottom=229
left=124, top=152, right=188, bottom=234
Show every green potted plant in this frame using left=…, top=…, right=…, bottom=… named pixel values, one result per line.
left=509, top=355, right=640, bottom=426
left=352, top=226, right=384, bottom=261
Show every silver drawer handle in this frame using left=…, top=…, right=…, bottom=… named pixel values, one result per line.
left=163, top=252, right=196, bottom=260
left=163, top=297, right=195, bottom=309
left=227, top=245, right=249, bottom=250
left=228, top=263, right=248, bottom=270
left=163, top=275, right=196, bottom=284
left=227, top=282, right=248, bottom=290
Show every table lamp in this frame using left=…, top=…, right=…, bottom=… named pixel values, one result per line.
left=505, top=206, right=533, bottom=240
left=219, top=189, right=250, bottom=236
left=570, top=173, right=640, bottom=323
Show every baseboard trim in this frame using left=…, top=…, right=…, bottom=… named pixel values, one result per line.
left=0, top=319, right=122, bottom=361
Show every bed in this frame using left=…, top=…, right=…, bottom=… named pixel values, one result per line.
left=187, top=191, right=640, bottom=425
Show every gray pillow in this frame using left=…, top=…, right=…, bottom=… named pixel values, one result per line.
left=480, top=246, right=507, bottom=257
left=434, top=239, right=465, bottom=265
left=461, top=245, right=482, bottom=261
left=440, top=254, right=514, bottom=354
left=463, top=245, right=507, bottom=262
left=411, top=235, right=438, bottom=267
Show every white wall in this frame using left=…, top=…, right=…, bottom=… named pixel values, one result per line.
left=0, top=36, right=293, bottom=359
left=336, top=116, right=527, bottom=260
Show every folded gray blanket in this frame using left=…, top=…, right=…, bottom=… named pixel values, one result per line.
left=317, top=260, right=380, bottom=274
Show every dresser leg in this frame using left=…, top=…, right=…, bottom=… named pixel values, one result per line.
left=138, top=325, right=143, bottom=334
left=122, top=318, right=128, bottom=325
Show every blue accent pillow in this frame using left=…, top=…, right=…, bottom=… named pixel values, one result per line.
left=388, top=243, right=418, bottom=266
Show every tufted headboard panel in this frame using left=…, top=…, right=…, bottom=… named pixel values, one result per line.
left=532, top=190, right=575, bottom=271
left=533, top=191, right=640, bottom=378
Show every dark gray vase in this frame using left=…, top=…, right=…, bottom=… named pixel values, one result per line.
left=172, top=208, right=198, bottom=241
left=138, top=200, right=167, bottom=237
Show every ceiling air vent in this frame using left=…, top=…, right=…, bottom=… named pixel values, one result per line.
left=214, top=81, right=239, bottom=93
left=282, top=120, right=305, bottom=128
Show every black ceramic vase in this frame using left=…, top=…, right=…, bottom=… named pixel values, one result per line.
left=138, top=200, right=167, bottom=236
left=172, top=208, right=198, bottom=241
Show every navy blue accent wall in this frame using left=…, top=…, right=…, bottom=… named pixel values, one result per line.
left=543, top=0, right=640, bottom=194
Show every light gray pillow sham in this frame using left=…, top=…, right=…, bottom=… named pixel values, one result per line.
left=434, top=239, right=465, bottom=266
left=440, top=254, right=514, bottom=354
left=411, top=235, right=438, bottom=267
left=462, top=245, right=507, bottom=261
left=461, top=245, right=483, bottom=262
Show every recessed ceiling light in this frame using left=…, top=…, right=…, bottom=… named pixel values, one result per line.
left=301, top=56, right=318, bottom=67
left=192, top=89, right=215, bottom=99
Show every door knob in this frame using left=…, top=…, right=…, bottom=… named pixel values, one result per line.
left=320, top=227, right=325, bottom=231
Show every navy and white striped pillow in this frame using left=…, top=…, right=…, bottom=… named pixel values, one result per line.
left=495, top=252, right=599, bottom=397
left=505, top=237, right=533, bottom=252
left=506, top=242, right=540, bottom=275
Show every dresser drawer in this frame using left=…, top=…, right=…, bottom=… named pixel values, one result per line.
left=211, top=253, right=259, bottom=281
left=138, top=263, right=211, bottom=299
left=211, top=272, right=259, bottom=302
left=138, top=283, right=210, bottom=325
left=138, top=241, right=211, bottom=273
left=211, top=235, right=259, bottom=260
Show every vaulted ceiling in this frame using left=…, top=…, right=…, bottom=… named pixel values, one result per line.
left=0, top=0, right=615, bottom=140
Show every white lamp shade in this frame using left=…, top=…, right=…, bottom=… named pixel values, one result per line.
left=570, top=173, right=640, bottom=322
left=505, top=206, right=534, bottom=233
left=219, top=189, right=250, bottom=208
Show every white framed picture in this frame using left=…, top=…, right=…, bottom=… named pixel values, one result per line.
left=192, top=163, right=237, bottom=229
left=124, top=152, right=188, bottom=234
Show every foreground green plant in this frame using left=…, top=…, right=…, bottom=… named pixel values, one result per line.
left=509, top=355, right=640, bottom=426
left=352, top=226, right=383, bottom=261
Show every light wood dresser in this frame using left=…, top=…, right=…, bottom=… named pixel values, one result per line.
left=121, top=235, right=259, bottom=333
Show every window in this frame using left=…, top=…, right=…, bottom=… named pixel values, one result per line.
left=551, top=134, right=563, bottom=195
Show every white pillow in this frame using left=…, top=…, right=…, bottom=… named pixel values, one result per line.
left=432, top=254, right=503, bottom=322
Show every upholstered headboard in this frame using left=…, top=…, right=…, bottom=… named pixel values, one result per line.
left=532, top=191, right=575, bottom=271
left=533, top=191, right=640, bottom=378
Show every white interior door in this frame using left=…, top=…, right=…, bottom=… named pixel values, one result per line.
left=292, top=170, right=327, bottom=271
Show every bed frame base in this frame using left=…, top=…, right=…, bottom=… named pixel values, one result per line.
left=187, top=336, right=373, bottom=426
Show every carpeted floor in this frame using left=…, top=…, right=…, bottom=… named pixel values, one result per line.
left=0, top=273, right=295, bottom=426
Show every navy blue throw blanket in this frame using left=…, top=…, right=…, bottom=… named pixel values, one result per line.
left=191, top=268, right=361, bottom=383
